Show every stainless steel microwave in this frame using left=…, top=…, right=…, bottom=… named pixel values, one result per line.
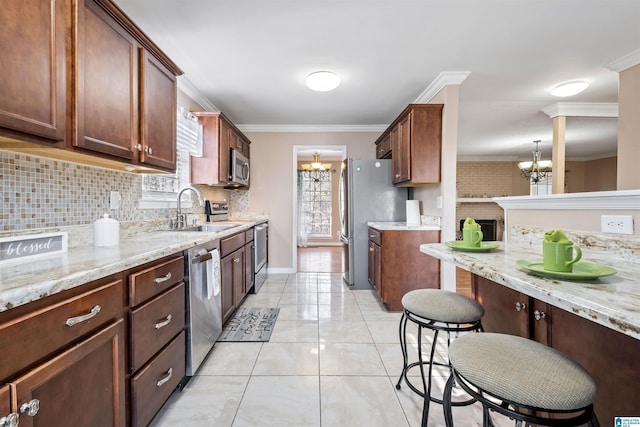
left=229, top=149, right=250, bottom=186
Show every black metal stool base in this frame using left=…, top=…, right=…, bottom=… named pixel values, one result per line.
left=396, top=310, right=482, bottom=426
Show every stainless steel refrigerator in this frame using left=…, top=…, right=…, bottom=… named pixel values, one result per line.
left=339, top=158, right=409, bottom=289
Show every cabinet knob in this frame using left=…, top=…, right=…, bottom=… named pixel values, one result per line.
left=0, top=413, right=19, bottom=427
left=369, top=247, right=374, bottom=252
left=395, top=173, right=400, bottom=178
left=534, top=309, right=546, bottom=321
left=20, top=399, right=39, bottom=417
left=135, top=144, right=143, bottom=151
left=515, top=301, right=526, bottom=312
left=234, top=258, right=241, bottom=263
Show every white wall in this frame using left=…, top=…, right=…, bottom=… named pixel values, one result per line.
left=245, top=131, right=377, bottom=271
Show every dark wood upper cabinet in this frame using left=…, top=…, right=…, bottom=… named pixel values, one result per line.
left=0, top=0, right=66, bottom=143
left=73, top=0, right=139, bottom=161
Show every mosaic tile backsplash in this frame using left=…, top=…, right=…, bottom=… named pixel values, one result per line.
left=1, top=151, right=249, bottom=232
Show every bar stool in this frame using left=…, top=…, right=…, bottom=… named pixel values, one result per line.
left=444, top=332, right=600, bottom=427
left=396, top=289, right=484, bottom=426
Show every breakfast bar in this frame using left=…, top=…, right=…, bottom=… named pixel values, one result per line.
left=420, top=240, right=640, bottom=422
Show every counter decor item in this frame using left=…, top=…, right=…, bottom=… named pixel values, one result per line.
left=0, top=232, right=68, bottom=264
left=462, top=217, right=483, bottom=247
left=516, top=259, right=617, bottom=281
left=542, top=229, right=581, bottom=272
left=93, top=214, right=119, bottom=247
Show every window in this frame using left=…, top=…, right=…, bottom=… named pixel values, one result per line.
left=298, top=170, right=332, bottom=238
left=530, top=173, right=552, bottom=195
left=140, top=106, right=202, bottom=207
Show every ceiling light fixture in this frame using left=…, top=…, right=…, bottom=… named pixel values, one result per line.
left=301, top=153, right=331, bottom=171
left=550, top=80, right=588, bottom=97
left=306, top=71, right=340, bottom=92
left=518, top=140, right=552, bottom=183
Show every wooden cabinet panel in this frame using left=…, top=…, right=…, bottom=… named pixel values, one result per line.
left=472, top=275, right=529, bottom=338
left=129, top=256, right=184, bottom=307
left=221, top=236, right=248, bottom=323
left=129, top=283, right=185, bottom=373
left=0, top=384, right=17, bottom=427
left=393, top=114, right=411, bottom=183
left=221, top=253, right=235, bottom=323
left=221, top=232, right=246, bottom=257
left=74, top=0, right=138, bottom=160
left=139, top=50, right=177, bottom=170
left=0, top=0, right=66, bottom=142
left=376, top=134, right=391, bottom=159
left=245, top=240, right=254, bottom=292
left=369, top=229, right=440, bottom=311
left=219, top=118, right=232, bottom=182
left=0, top=279, right=122, bottom=382
left=130, top=331, right=185, bottom=427
left=10, top=320, right=125, bottom=427
left=231, top=247, right=246, bottom=308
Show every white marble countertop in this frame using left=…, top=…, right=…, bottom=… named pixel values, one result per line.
left=368, top=221, right=441, bottom=231
left=0, top=221, right=260, bottom=313
left=420, top=242, right=640, bottom=340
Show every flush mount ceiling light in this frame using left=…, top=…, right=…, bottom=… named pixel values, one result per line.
left=550, top=81, right=588, bottom=97
left=306, top=71, right=340, bottom=92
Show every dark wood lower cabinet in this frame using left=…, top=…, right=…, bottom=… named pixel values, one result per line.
left=473, top=275, right=640, bottom=422
left=10, top=320, right=126, bottom=427
left=0, top=384, right=16, bottom=426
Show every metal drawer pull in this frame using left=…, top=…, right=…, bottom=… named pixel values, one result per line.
left=20, top=399, right=39, bottom=417
left=534, top=310, right=546, bottom=321
left=154, top=314, right=173, bottom=329
left=154, top=272, right=172, bottom=284
left=0, top=413, right=19, bottom=427
left=66, top=305, right=101, bottom=326
left=156, top=368, right=173, bottom=387
left=515, top=302, right=526, bottom=312
left=234, top=258, right=240, bottom=263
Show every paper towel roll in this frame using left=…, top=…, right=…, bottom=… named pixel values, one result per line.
left=406, top=200, right=421, bottom=226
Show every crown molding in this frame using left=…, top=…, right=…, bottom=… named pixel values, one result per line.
left=606, top=49, right=640, bottom=72
left=413, top=71, right=471, bottom=103
left=237, top=124, right=387, bottom=133
left=495, top=190, right=640, bottom=210
left=541, top=102, right=618, bottom=119
left=177, top=76, right=219, bottom=112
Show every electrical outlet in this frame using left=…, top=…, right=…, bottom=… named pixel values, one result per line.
left=109, top=191, right=121, bottom=210
left=601, top=215, right=633, bottom=234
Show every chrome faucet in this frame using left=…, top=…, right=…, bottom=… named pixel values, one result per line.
left=175, top=186, right=205, bottom=228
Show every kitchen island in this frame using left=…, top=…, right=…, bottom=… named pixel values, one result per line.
left=420, top=241, right=640, bottom=422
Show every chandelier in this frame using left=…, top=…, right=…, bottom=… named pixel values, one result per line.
left=300, top=153, right=331, bottom=171
left=518, top=140, right=552, bottom=183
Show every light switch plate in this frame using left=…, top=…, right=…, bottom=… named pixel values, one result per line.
left=601, top=215, right=633, bottom=234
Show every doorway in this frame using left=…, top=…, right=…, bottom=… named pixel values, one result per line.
left=292, top=145, right=347, bottom=273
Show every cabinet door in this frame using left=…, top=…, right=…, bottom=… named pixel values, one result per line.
left=368, top=240, right=381, bottom=298
left=74, top=0, right=138, bottom=160
left=395, top=114, right=411, bottom=183
left=376, top=134, right=391, bottom=159
left=10, top=320, right=125, bottom=427
left=218, top=118, right=232, bottom=183
left=0, top=0, right=66, bottom=142
left=472, top=275, right=529, bottom=337
left=548, top=305, right=640, bottom=423
left=0, top=384, right=17, bottom=427
left=221, top=254, right=235, bottom=323
left=139, top=50, right=177, bottom=171
left=232, top=247, right=246, bottom=307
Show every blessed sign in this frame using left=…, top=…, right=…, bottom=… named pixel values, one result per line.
left=0, top=232, right=68, bottom=264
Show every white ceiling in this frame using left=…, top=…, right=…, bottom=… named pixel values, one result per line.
left=114, top=0, right=640, bottom=161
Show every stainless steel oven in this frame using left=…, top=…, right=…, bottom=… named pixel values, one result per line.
left=252, top=222, right=268, bottom=293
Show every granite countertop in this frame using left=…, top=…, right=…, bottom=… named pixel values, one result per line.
left=420, top=242, right=640, bottom=340
left=368, top=221, right=441, bottom=231
left=0, top=221, right=261, bottom=313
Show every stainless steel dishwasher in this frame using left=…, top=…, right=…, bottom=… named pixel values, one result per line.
left=185, top=239, right=222, bottom=377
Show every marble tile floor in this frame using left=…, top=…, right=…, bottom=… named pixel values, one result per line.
left=151, top=273, right=510, bottom=427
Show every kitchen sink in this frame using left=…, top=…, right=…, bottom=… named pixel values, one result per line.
left=167, top=223, right=242, bottom=232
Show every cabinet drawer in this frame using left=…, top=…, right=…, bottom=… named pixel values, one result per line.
left=221, top=232, right=245, bottom=257
left=0, top=279, right=122, bottom=382
left=245, top=228, right=254, bottom=242
left=129, top=256, right=184, bottom=307
left=368, top=227, right=381, bottom=245
left=130, top=331, right=186, bottom=427
left=129, top=283, right=185, bottom=372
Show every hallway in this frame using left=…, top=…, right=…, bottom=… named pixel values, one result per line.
left=297, top=246, right=343, bottom=273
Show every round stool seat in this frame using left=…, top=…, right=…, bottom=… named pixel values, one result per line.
left=402, top=289, right=484, bottom=324
left=449, top=333, right=596, bottom=411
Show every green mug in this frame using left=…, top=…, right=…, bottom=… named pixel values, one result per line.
left=543, top=241, right=582, bottom=272
left=463, top=228, right=483, bottom=247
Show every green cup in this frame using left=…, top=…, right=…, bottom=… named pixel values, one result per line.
left=543, top=241, right=582, bottom=272
left=463, top=228, right=483, bottom=247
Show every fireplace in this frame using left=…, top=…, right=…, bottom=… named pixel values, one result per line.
left=459, top=219, right=498, bottom=241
